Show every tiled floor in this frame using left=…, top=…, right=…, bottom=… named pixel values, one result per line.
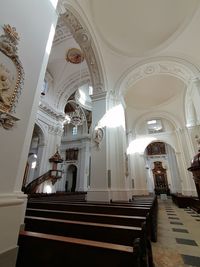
left=152, top=198, right=200, bottom=267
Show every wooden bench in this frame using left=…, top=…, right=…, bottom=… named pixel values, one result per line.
left=26, top=208, right=147, bottom=228
left=27, top=201, right=158, bottom=242
left=16, top=231, right=140, bottom=267
left=24, top=217, right=152, bottom=266
left=27, top=201, right=150, bottom=216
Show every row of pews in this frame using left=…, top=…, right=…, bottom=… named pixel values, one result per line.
left=16, top=195, right=158, bottom=267
left=171, top=193, right=200, bottom=213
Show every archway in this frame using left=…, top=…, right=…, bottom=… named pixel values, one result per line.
left=145, top=141, right=181, bottom=195
left=22, top=124, right=45, bottom=190
left=67, top=164, right=77, bottom=192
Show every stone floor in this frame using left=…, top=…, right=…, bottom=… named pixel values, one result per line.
left=152, top=198, right=200, bottom=267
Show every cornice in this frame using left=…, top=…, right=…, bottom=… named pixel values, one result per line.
left=39, top=101, right=65, bottom=121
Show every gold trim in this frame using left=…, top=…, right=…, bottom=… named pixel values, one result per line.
left=0, top=24, right=24, bottom=129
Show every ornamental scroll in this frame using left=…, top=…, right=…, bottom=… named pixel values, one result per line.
left=0, top=24, right=24, bottom=129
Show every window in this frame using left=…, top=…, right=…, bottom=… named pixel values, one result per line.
left=72, top=126, right=78, bottom=135
left=147, top=119, right=163, bottom=134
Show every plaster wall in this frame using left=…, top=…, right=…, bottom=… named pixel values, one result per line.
left=0, top=0, right=58, bottom=264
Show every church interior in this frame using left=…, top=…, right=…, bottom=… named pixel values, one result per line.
left=1, top=0, right=200, bottom=266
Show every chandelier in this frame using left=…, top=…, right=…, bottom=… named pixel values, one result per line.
left=64, top=47, right=86, bottom=127
left=65, top=101, right=85, bottom=126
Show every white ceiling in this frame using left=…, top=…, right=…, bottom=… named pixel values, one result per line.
left=45, top=0, right=200, bottom=129
left=89, top=0, right=199, bottom=56
left=124, top=74, right=185, bottom=109
left=47, top=18, right=89, bottom=91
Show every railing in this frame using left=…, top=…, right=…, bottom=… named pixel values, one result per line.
left=24, top=170, right=62, bottom=194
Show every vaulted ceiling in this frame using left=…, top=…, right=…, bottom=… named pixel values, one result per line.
left=47, top=0, right=200, bottom=129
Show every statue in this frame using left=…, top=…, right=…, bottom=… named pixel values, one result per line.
left=0, top=72, right=11, bottom=107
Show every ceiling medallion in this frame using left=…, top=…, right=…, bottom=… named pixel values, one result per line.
left=66, top=48, right=84, bottom=64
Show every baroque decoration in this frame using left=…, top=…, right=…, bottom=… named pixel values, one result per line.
left=65, top=100, right=86, bottom=127
left=0, top=24, right=24, bottom=129
left=61, top=7, right=104, bottom=94
left=93, top=127, right=104, bottom=149
left=66, top=48, right=84, bottom=64
left=118, top=58, right=198, bottom=97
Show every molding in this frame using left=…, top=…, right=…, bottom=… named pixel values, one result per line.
left=48, top=124, right=63, bottom=136
left=134, top=110, right=182, bottom=133
left=53, top=16, right=73, bottom=46
left=116, top=57, right=200, bottom=97
left=0, top=246, right=18, bottom=267
left=60, top=6, right=105, bottom=95
left=0, top=198, right=24, bottom=207
left=39, top=101, right=65, bottom=121
left=91, top=91, right=107, bottom=102
left=56, top=70, right=90, bottom=110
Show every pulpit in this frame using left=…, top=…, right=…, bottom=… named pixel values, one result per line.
left=188, top=151, right=200, bottom=200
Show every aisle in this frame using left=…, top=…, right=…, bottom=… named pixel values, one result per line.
left=152, top=198, right=200, bottom=267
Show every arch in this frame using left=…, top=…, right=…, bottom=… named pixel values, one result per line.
left=56, top=70, right=90, bottom=111
left=116, top=56, right=200, bottom=97
left=59, top=5, right=105, bottom=95
left=35, top=120, right=48, bottom=146
left=134, top=111, right=181, bottom=135
left=144, top=141, right=181, bottom=194
left=116, top=57, right=200, bottom=133
left=144, top=138, right=177, bottom=155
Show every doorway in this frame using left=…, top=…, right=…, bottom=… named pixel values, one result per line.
left=67, top=164, right=77, bottom=192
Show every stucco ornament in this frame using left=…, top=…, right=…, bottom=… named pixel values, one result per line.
left=0, top=24, right=24, bottom=129
left=93, top=126, right=104, bottom=149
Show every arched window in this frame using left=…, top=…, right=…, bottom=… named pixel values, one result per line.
left=147, top=119, right=163, bottom=134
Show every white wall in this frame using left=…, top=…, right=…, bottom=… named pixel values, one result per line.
left=0, top=1, right=58, bottom=265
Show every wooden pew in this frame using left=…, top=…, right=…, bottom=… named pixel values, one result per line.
left=16, top=231, right=141, bottom=267
left=26, top=208, right=147, bottom=228
left=24, top=217, right=152, bottom=266
left=27, top=201, right=150, bottom=216
left=24, top=216, right=143, bottom=246
left=27, top=201, right=158, bottom=242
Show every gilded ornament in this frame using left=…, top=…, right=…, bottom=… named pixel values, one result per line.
left=0, top=24, right=24, bottom=129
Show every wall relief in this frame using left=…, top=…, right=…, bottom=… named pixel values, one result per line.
left=0, top=24, right=24, bottom=129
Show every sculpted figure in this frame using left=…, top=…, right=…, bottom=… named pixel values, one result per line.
left=0, top=72, right=11, bottom=106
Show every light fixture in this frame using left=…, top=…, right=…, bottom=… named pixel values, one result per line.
left=65, top=100, right=85, bottom=127
left=64, top=47, right=86, bottom=127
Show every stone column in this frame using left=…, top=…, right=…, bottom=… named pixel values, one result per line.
left=87, top=92, right=131, bottom=201
left=87, top=92, right=110, bottom=201
left=77, top=139, right=91, bottom=192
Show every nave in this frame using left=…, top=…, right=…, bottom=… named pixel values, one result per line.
left=152, top=198, right=200, bottom=267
